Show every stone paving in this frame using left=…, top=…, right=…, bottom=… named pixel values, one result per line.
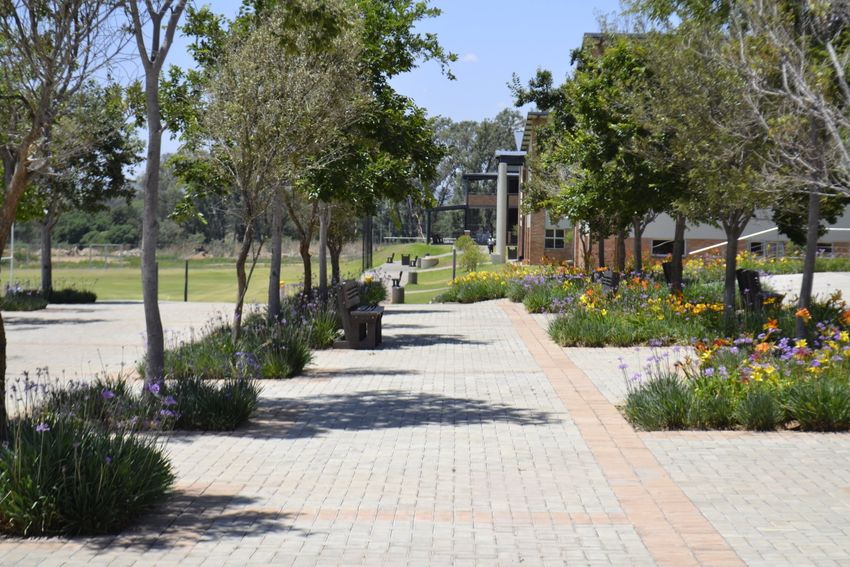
left=0, top=300, right=849, bottom=565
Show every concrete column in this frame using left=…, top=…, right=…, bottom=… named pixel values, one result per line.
left=494, top=162, right=508, bottom=263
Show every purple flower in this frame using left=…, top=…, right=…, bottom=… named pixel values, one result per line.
left=104, top=456, right=112, bottom=465
left=101, top=389, right=115, bottom=400
left=148, top=383, right=161, bottom=395
left=35, top=423, right=50, bottom=433
left=649, top=339, right=663, bottom=347
left=159, top=409, right=176, bottom=418
left=811, top=359, right=822, bottom=368
left=704, top=368, right=715, bottom=377
left=163, top=395, right=177, bottom=407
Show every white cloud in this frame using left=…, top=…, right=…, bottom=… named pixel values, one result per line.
left=460, top=52, right=479, bottom=63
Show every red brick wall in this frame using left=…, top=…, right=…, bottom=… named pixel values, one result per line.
left=525, top=211, right=573, bottom=265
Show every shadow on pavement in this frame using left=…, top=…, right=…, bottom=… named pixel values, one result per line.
left=231, top=390, right=555, bottom=440
left=305, top=368, right=419, bottom=379
left=5, top=318, right=108, bottom=329
left=378, top=334, right=486, bottom=349
left=84, top=492, right=311, bottom=551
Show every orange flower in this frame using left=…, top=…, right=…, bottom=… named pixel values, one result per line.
left=762, top=318, right=779, bottom=332
left=755, top=342, right=772, bottom=354
left=712, top=338, right=731, bottom=348
left=795, top=308, right=812, bottom=323
left=840, top=309, right=850, bottom=326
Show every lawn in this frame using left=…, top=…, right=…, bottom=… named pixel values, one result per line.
left=7, top=242, right=453, bottom=303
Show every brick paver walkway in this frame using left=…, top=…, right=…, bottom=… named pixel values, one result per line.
left=1, top=300, right=849, bottom=565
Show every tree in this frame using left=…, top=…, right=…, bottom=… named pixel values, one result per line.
left=35, top=84, right=141, bottom=296
left=301, top=0, right=455, bottom=298
left=640, top=24, right=770, bottom=325
left=327, top=201, right=360, bottom=284
left=513, top=34, right=677, bottom=272
left=190, top=1, right=363, bottom=337
left=0, top=0, right=125, bottom=438
left=125, top=0, right=188, bottom=383
left=728, top=0, right=850, bottom=337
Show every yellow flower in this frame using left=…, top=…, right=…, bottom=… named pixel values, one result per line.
left=841, top=331, right=850, bottom=342
left=600, top=309, right=608, bottom=316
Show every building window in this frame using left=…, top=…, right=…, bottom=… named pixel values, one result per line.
left=749, top=241, right=763, bottom=255
left=651, top=239, right=684, bottom=257
left=750, top=241, right=786, bottom=258
left=545, top=229, right=565, bottom=249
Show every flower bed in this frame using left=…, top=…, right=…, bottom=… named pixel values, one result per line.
left=625, top=304, right=850, bottom=431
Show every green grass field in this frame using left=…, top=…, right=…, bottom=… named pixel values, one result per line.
left=6, top=243, right=458, bottom=303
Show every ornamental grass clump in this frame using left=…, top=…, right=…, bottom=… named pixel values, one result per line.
left=168, top=375, right=260, bottom=431
left=0, top=374, right=174, bottom=536
left=160, top=299, right=323, bottom=381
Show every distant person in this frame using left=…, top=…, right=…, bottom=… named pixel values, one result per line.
left=487, top=236, right=495, bottom=254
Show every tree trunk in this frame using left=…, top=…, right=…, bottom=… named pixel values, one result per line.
left=670, top=213, right=687, bottom=293
left=141, top=75, right=165, bottom=383
left=233, top=224, right=253, bottom=342
left=797, top=190, right=821, bottom=338
left=300, top=240, right=312, bottom=294
left=616, top=229, right=627, bottom=272
left=40, top=218, right=53, bottom=298
left=267, top=196, right=283, bottom=322
left=318, top=202, right=329, bottom=302
left=329, top=242, right=342, bottom=284
left=597, top=236, right=605, bottom=268
left=0, top=135, right=40, bottom=440
left=632, top=217, right=644, bottom=273
left=722, top=223, right=743, bottom=330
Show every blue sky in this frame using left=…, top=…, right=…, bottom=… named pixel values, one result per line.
left=162, top=0, right=624, bottom=151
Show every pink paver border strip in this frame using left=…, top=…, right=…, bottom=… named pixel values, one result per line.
left=501, top=300, right=744, bottom=567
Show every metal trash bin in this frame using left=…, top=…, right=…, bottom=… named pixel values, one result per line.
left=391, top=286, right=404, bottom=304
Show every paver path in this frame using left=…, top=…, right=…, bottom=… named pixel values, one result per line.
left=0, top=300, right=848, bottom=565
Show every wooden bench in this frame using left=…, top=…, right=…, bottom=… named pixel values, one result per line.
left=386, top=252, right=395, bottom=264
left=600, top=270, right=620, bottom=295
left=390, top=271, right=403, bottom=288
left=336, top=281, right=384, bottom=349
left=736, top=269, right=784, bottom=311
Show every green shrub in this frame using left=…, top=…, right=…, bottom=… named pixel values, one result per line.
left=505, top=280, right=527, bottom=302
left=0, top=417, right=173, bottom=536
left=785, top=376, right=850, bottom=431
left=624, top=372, right=691, bottom=431
left=523, top=285, right=557, bottom=313
left=688, top=374, right=737, bottom=429
left=168, top=377, right=260, bottom=431
left=0, top=288, right=47, bottom=311
left=47, top=287, right=97, bottom=304
left=454, top=234, right=476, bottom=253
left=256, top=332, right=313, bottom=378
left=735, top=388, right=784, bottom=431
left=308, top=306, right=339, bottom=349
left=162, top=324, right=236, bottom=380
left=459, top=246, right=487, bottom=272
left=360, top=280, right=386, bottom=306
left=43, top=377, right=159, bottom=430
left=549, top=310, right=611, bottom=347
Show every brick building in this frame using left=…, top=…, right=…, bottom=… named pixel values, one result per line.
left=428, top=108, right=850, bottom=267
